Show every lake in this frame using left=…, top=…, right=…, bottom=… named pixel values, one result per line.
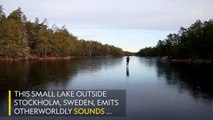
left=0, top=57, right=213, bottom=120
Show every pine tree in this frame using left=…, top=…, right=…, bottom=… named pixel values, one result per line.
left=0, top=8, right=30, bottom=58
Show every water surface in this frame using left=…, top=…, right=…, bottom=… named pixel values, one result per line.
left=0, top=57, right=213, bottom=120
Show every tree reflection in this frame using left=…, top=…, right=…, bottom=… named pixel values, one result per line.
left=156, top=61, right=213, bottom=102
left=0, top=58, right=123, bottom=115
left=0, top=58, right=122, bottom=97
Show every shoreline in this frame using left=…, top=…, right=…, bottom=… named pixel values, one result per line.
left=0, top=56, right=123, bottom=62
left=0, top=56, right=76, bottom=62
left=137, top=56, right=212, bottom=64
left=160, top=57, right=211, bottom=64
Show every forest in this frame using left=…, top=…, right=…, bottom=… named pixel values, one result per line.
left=137, top=19, right=213, bottom=62
left=0, top=6, right=124, bottom=59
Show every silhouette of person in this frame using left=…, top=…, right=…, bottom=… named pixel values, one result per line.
left=126, top=56, right=130, bottom=66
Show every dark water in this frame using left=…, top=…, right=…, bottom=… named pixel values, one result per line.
left=0, top=57, right=213, bottom=120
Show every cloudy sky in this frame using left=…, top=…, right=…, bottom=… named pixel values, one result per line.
left=1, top=0, right=213, bottom=52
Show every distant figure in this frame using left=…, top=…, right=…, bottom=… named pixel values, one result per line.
left=126, top=56, right=130, bottom=66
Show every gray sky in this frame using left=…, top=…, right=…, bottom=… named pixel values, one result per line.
left=1, top=0, right=213, bottom=52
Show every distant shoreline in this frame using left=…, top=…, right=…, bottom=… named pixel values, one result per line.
left=137, top=56, right=212, bottom=64
left=0, top=56, right=122, bottom=62
left=159, top=57, right=211, bottom=64
left=0, top=56, right=74, bottom=62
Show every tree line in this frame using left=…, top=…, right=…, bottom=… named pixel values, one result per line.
left=137, top=19, right=213, bottom=61
left=0, top=6, right=123, bottom=59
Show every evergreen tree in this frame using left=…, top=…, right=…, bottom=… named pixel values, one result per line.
left=0, top=5, right=124, bottom=59
left=137, top=19, right=213, bottom=61
left=0, top=8, right=29, bottom=58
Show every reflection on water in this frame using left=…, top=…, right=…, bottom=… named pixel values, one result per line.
left=0, top=58, right=122, bottom=91
left=156, top=61, right=213, bottom=102
left=0, top=57, right=213, bottom=120
left=126, top=67, right=129, bottom=77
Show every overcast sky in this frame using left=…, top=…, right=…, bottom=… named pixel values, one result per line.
left=1, top=0, right=213, bottom=52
